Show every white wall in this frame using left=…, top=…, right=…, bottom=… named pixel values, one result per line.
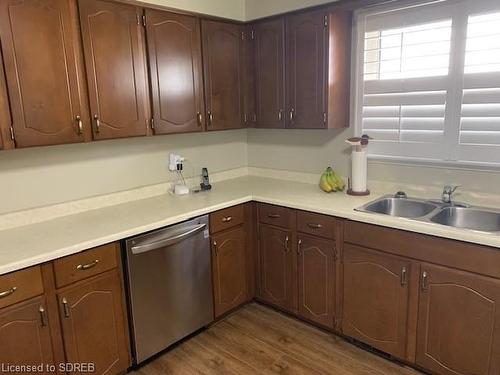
left=246, top=128, right=500, bottom=195
left=245, top=0, right=336, bottom=20
left=140, top=0, right=246, bottom=20
left=0, top=131, right=247, bottom=214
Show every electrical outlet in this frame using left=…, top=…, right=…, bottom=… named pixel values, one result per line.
left=169, top=153, right=185, bottom=171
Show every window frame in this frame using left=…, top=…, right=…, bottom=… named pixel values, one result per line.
left=351, top=0, right=500, bottom=170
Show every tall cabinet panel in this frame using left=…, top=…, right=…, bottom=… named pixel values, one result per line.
left=0, top=0, right=91, bottom=147
left=79, top=0, right=150, bottom=140
left=253, top=18, right=286, bottom=128
left=286, top=9, right=328, bottom=129
left=202, top=20, right=245, bottom=131
left=146, top=10, right=205, bottom=134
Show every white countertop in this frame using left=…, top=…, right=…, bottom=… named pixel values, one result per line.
left=0, top=175, right=499, bottom=275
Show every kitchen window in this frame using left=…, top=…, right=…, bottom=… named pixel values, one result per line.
left=353, top=0, right=500, bottom=167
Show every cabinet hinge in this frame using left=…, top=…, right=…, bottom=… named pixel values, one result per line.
left=142, top=14, right=147, bottom=27
left=150, top=117, right=154, bottom=130
left=324, top=15, right=328, bottom=28
left=9, top=126, right=15, bottom=141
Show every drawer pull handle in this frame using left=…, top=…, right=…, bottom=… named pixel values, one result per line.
left=267, top=213, right=281, bottom=219
left=0, top=286, right=17, bottom=299
left=62, top=297, right=70, bottom=318
left=421, top=271, right=429, bottom=291
left=307, top=223, right=323, bottom=229
left=76, top=259, right=99, bottom=271
left=222, top=216, right=233, bottom=223
left=401, top=267, right=408, bottom=286
left=39, top=306, right=47, bottom=327
left=283, top=236, right=290, bottom=252
left=297, top=239, right=302, bottom=255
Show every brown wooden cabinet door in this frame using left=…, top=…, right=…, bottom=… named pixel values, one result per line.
left=212, top=226, right=247, bottom=318
left=0, top=297, right=55, bottom=373
left=297, top=234, right=335, bottom=329
left=79, top=0, right=150, bottom=140
left=146, top=10, right=204, bottom=134
left=0, top=0, right=90, bottom=147
left=416, top=264, right=500, bottom=375
left=243, top=25, right=256, bottom=128
left=202, top=20, right=244, bottom=131
left=253, top=18, right=285, bottom=128
left=258, top=224, right=294, bottom=311
left=286, top=9, right=328, bottom=129
left=0, top=51, right=14, bottom=150
left=342, top=244, right=411, bottom=359
left=58, top=271, right=129, bottom=375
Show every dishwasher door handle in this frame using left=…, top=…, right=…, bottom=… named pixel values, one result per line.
left=130, top=223, right=207, bottom=254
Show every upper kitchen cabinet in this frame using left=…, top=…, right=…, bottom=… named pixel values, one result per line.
left=79, top=0, right=150, bottom=140
left=202, top=20, right=245, bottom=131
left=0, top=0, right=91, bottom=147
left=253, top=18, right=286, bottom=128
left=286, top=9, right=328, bottom=129
left=0, top=52, right=14, bottom=150
left=145, top=10, right=205, bottom=134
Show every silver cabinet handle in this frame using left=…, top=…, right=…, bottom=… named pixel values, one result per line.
left=213, top=240, right=218, bottom=256
left=278, top=109, right=283, bottom=121
left=297, top=239, right=302, bottom=255
left=39, top=306, right=47, bottom=327
left=62, top=297, right=70, bottom=318
left=76, top=259, right=99, bottom=271
left=94, top=114, right=100, bottom=133
left=421, top=271, right=429, bottom=291
left=0, top=286, right=17, bottom=299
left=76, top=115, right=83, bottom=135
left=267, top=213, right=280, bottom=219
left=307, top=223, right=323, bottom=229
left=197, top=112, right=203, bottom=127
left=401, top=267, right=408, bottom=286
left=207, top=111, right=213, bottom=126
left=283, top=236, right=290, bottom=252
left=289, top=108, right=295, bottom=122
left=222, top=216, right=233, bottom=223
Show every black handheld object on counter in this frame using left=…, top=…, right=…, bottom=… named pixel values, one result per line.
left=200, top=168, right=212, bottom=191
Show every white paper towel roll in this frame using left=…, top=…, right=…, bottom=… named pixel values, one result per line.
left=352, top=150, right=367, bottom=192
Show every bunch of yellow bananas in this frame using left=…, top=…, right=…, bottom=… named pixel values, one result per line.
left=319, top=167, right=345, bottom=193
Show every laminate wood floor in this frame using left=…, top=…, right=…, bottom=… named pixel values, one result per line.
left=132, top=303, right=423, bottom=375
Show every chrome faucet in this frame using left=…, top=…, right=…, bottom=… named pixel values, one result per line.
left=442, top=185, right=460, bottom=204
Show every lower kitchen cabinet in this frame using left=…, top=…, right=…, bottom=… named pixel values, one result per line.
left=0, top=296, right=55, bottom=373
left=416, top=263, right=500, bottom=375
left=212, top=226, right=247, bottom=317
left=297, top=234, right=336, bottom=328
left=342, top=244, right=411, bottom=359
left=57, top=270, right=130, bottom=375
left=258, top=224, right=294, bottom=311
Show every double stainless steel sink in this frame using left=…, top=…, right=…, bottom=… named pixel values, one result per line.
left=356, top=195, right=500, bottom=233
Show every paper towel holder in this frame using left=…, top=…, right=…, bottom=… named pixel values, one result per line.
left=346, top=135, right=372, bottom=196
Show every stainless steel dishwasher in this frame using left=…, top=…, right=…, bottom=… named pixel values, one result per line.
left=124, top=215, right=213, bottom=364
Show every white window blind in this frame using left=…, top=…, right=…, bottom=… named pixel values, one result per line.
left=354, top=0, right=500, bottom=166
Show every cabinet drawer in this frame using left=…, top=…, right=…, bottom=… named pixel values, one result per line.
left=0, top=266, right=43, bottom=309
left=258, top=203, right=294, bottom=228
left=297, top=211, right=336, bottom=240
left=53, top=243, right=118, bottom=288
left=210, top=205, right=244, bottom=233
